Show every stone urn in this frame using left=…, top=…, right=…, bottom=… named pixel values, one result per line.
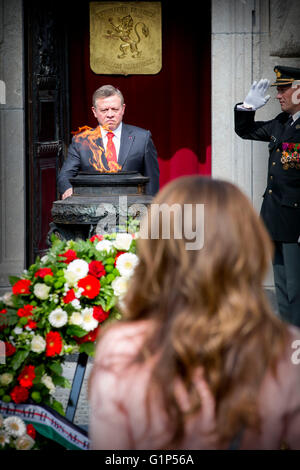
left=48, top=171, right=152, bottom=242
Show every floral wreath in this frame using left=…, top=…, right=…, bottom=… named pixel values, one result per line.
left=0, top=232, right=138, bottom=422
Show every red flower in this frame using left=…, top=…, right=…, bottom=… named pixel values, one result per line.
left=17, top=304, right=35, bottom=318
left=46, top=331, right=63, bottom=357
left=0, top=309, right=7, bottom=314
left=75, top=326, right=100, bottom=344
left=77, top=275, right=100, bottom=299
left=18, top=365, right=35, bottom=388
left=26, top=424, right=36, bottom=439
left=90, top=234, right=104, bottom=242
left=10, top=385, right=29, bottom=404
left=88, top=260, right=106, bottom=278
left=114, top=251, right=125, bottom=266
left=5, top=342, right=16, bottom=357
left=93, top=306, right=109, bottom=323
left=12, top=279, right=31, bottom=295
left=63, top=289, right=76, bottom=304
left=34, top=268, right=53, bottom=278
left=27, top=320, right=37, bottom=330
left=58, top=249, right=78, bottom=264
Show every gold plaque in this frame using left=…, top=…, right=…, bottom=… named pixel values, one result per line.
left=90, top=2, right=162, bottom=75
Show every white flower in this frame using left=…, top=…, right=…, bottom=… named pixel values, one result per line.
left=66, top=259, right=89, bottom=281
left=13, top=327, right=23, bottom=335
left=113, top=233, right=133, bottom=251
left=15, top=434, right=35, bottom=450
left=81, top=307, right=98, bottom=332
left=1, top=292, right=14, bottom=307
left=49, top=308, right=68, bottom=328
left=30, top=334, right=46, bottom=353
left=111, top=276, right=129, bottom=297
left=0, top=373, right=14, bottom=386
left=71, top=299, right=81, bottom=309
left=116, top=253, right=139, bottom=278
left=64, top=270, right=79, bottom=287
left=0, top=431, right=10, bottom=447
left=33, top=282, right=51, bottom=300
left=75, top=288, right=84, bottom=298
left=4, top=417, right=26, bottom=437
left=95, top=239, right=113, bottom=253
left=41, top=374, right=56, bottom=395
left=69, top=311, right=83, bottom=326
left=41, top=255, right=49, bottom=264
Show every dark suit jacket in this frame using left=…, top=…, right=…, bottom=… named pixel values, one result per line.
left=58, top=123, right=160, bottom=196
left=235, top=104, right=300, bottom=242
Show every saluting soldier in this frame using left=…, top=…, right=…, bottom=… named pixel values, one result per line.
left=235, top=65, right=300, bottom=327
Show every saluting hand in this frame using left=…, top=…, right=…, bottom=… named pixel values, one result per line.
left=243, top=79, right=271, bottom=110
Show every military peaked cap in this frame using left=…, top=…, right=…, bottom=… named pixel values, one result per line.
left=271, top=65, right=300, bottom=86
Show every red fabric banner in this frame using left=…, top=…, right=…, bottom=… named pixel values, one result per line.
left=68, top=2, right=211, bottom=190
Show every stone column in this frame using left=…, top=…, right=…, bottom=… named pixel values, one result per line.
left=0, top=0, right=25, bottom=293
left=211, top=0, right=300, bottom=288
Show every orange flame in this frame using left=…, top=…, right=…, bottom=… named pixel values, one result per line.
left=72, top=126, right=122, bottom=173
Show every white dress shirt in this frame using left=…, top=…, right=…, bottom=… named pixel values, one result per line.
left=100, top=123, right=122, bottom=161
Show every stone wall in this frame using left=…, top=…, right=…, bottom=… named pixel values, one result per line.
left=0, top=0, right=25, bottom=293
left=212, top=0, right=300, bottom=287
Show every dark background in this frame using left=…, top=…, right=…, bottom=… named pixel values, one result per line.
left=25, top=0, right=211, bottom=261
left=68, top=0, right=211, bottom=187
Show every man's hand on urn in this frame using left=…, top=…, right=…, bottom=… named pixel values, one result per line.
left=62, top=188, right=73, bottom=200
left=243, top=79, right=271, bottom=110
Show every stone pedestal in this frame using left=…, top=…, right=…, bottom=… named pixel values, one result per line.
left=50, top=171, right=152, bottom=241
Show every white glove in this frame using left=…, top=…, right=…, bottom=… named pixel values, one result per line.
left=243, top=79, right=270, bottom=110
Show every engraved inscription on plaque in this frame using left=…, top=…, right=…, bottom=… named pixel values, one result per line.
left=90, top=2, right=162, bottom=75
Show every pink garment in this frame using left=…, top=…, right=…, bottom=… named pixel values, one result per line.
left=89, top=321, right=300, bottom=450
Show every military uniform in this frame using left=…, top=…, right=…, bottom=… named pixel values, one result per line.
left=235, top=65, right=300, bottom=326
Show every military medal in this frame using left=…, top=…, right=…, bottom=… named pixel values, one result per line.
left=281, top=143, right=300, bottom=169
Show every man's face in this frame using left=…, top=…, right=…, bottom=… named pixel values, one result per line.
left=92, top=95, right=125, bottom=131
left=276, top=83, right=300, bottom=114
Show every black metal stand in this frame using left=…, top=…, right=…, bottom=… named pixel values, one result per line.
left=65, top=353, right=89, bottom=423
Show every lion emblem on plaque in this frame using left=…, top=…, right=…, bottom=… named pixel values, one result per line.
left=104, top=15, right=149, bottom=59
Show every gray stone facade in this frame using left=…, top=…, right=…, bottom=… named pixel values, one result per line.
left=212, top=0, right=300, bottom=287
left=0, top=0, right=25, bottom=293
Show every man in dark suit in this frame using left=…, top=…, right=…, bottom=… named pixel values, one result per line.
left=235, top=65, right=300, bottom=326
left=58, top=85, right=159, bottom=198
